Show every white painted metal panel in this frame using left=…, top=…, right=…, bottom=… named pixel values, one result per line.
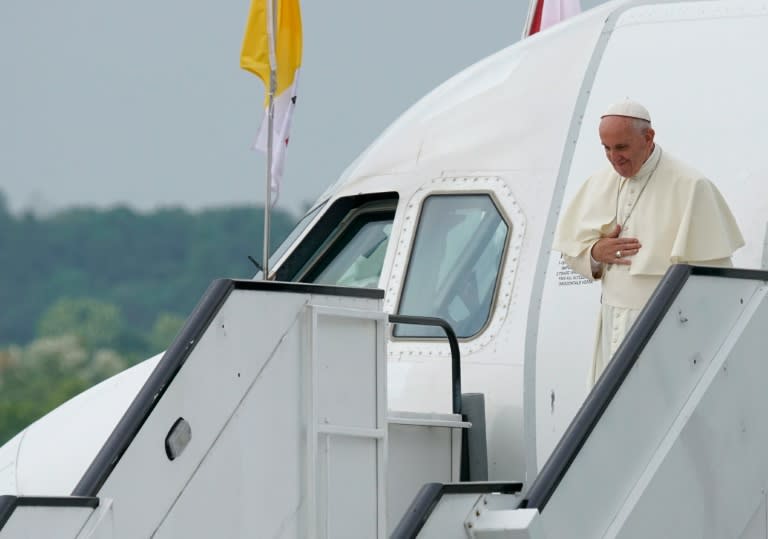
left=471, top=506, right=544, bottom=539
left=312, top=307, right=387, bottom=539
left=322, top=436, right=378, bottom=539
left=152, top=318, right=304, bottom=538
left=88, top=289, right=385, bottom=539
left=607, top=286, right=768, bottom=538
left=540, top=276, right=761, bottom=538
left=0, top=506, right=93, bottom=538
left=417, top=493, right=480, bottom=539
left=99, top=290, right=309, bottom=538
left=737, top=495, right=767, bottom=539
left=77, top=500, right=115, bottom=539
left=317, top=315, right=377, bottom=429
left=386, top=414, right=467, bottom=530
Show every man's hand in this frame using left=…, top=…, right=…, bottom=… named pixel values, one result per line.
left=591, top=224, right=641, bottom=266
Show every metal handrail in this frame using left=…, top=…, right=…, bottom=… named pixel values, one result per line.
left=388, top=315, right=462, bottom=414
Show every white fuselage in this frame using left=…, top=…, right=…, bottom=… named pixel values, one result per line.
left=2, top=3, right=768, bottom=536
left=274, top=0, right=768, bottom=483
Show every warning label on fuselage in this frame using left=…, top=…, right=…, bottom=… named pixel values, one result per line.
left=556, top=256, right=592, bottom=286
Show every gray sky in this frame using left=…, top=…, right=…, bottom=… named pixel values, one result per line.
left=1, top=1, right=602, bottom=217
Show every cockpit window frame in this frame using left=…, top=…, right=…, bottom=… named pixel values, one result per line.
left=383, top=176, right=526, bottom=356
left=393, top=191, right=511, bottom=341
left=265, top=200, right=329, bottom=279
left=273, top=192, right=399, bottom=286
left=299, top=207, right=394, bottom=286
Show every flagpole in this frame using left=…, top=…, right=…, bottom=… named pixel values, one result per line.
left=264, top=78, right=273, bottom=279
left=263, top=0, right=278, bottom=280
left=523, top=0, right=538, bottom=38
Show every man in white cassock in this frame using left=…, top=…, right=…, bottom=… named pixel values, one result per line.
left=554, top=100, right=744, bottom=387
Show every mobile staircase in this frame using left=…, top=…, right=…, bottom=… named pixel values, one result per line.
left=394, top=265, right=768, bottom=538
left=0, top=280, right=482, bottom=538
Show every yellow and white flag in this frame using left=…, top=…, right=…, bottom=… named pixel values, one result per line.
left=241, top=0, right=302, bottom=201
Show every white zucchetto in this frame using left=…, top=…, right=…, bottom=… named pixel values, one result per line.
left=601, top=100, right=651, bottom=123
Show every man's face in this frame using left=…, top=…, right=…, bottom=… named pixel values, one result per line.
left=599, top=116, right=655, bottom=178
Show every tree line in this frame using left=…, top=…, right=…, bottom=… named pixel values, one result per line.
left=0, top=193, right=297, bottom=444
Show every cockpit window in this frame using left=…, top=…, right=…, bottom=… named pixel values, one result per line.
left=305, top=216, right=392, bottom=288
left=273, top=193, right=398, bottom=288
left=396, top=194, right=508, bottom=338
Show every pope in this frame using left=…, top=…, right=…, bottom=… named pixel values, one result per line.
left=554, top=100, right=745, bottom=387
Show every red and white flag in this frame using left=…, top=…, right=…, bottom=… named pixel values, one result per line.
left=524, top=0, right=581, bottom=37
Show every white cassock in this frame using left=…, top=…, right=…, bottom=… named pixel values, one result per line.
left=553, top=145, right=745, bottom=387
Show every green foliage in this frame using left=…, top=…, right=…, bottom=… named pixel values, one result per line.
left=0, top=204, right=295, bottom=345
left=149, top=313, right=186, bottom=355
left=0, top=336, right=128, bottom=443
left=0, top=200, right=299, bottom=444
left=38, top=297, right=123, bottom=350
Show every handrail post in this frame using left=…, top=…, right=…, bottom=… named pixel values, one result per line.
left=387, top=315, right=462, bottom=415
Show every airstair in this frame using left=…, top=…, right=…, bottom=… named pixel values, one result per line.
left=394, top=265, right=768, bottom=538
left=3, top=265, right=767, bottom=538
left=0, top=281, right=475, bottom=538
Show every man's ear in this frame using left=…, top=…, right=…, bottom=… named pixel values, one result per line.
left=645, top=127, right=655, bottom=144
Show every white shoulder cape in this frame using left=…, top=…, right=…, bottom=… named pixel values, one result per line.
left=553, top=151, right=744, bottom=276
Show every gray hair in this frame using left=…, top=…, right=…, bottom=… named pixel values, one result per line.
left=631, top=118, right=652, bottom=133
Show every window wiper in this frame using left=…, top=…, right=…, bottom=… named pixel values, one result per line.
left=247, top=255, right=264, bottom=273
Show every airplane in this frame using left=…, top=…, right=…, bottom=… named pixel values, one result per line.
left=2, top=0, right=768, bottom=536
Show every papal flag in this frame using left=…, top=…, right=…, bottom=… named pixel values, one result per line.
left=240, top=0, right=302, bottom=201
left=524, top=0, right=581, bottom=36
